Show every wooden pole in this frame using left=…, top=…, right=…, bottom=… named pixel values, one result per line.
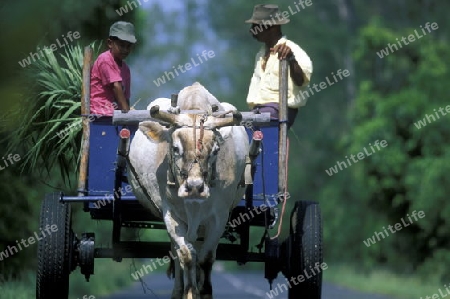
left=171, top=93, right=178, bottom=108
left=77, top=46, right=93, bottom=196
left=278, top=59, right=289, bottom=201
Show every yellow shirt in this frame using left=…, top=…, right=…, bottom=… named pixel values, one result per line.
left=246, top=37, right=313, bottom=109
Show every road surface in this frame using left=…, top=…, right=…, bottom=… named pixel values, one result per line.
left=99, top=269, right=394, bottom=299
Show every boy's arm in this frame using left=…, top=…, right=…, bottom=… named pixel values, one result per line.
left=112, top=81, right=130, bottom=112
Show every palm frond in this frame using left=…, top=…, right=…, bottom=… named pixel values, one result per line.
left=7, top=41, right=103, bottom=184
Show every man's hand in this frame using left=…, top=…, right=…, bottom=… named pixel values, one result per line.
left=271, top=43, right=293, bottom=60
left=113, top=81, right=130, bottom=112
left=271, top=43, right=304, bottom=86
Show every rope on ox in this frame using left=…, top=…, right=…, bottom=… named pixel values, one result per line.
left=194, top=113, right=211, bottom=159
left=193, top=114, right=205, bottom=158
left=194, top=109, right=236, bottom=149
left=194, top=115, right=207, bottom=157
left=196, top=109, right=234, bottom=159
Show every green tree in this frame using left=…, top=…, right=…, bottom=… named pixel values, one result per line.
left=349, top=20, right=450, bottom=280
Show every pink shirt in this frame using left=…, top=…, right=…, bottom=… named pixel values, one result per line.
left=90, top=50, right=131, bottom=116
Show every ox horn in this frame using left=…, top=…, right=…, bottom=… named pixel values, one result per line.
left=150, top=106, right=242, bottom=128
left=150, top=105, right=194, bottom=127
left=204, top=110, right=243, bottom=129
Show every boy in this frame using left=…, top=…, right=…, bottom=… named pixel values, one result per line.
left=90, top=21, right=136, bottom=115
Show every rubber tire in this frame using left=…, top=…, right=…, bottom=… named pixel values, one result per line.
left=36, top=193, right=72, bottom=299
left=288, top=200, right=323, bottom=299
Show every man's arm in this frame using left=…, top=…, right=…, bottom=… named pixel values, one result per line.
left=287, top=56, right=305, bottom=86
left=112, top=81, right=130, bottom=111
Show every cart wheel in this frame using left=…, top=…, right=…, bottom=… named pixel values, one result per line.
left=36, top=193, right=73, bottom=299
left=288, top=200, right=323, bottom=299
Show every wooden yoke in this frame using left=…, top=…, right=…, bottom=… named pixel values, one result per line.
left=278, top=59, right=289, bottom=201
left=171, top=93, right=178, bottom=108
left=78, top=46, right=93, bottom=196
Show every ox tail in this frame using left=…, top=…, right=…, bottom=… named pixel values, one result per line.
left=167, top=254, right=175, bottom=279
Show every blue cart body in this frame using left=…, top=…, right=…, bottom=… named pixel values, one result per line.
left=82, top=118, right=280, bottom=225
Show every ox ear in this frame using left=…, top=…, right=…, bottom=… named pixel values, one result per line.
left=139, top=121, right=168, bottom=143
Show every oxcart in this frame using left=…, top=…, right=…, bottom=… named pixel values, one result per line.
left=36, top=47, right=323, bottom=299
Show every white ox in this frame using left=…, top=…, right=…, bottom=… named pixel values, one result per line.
left=128, top=82, right=249, bottom=299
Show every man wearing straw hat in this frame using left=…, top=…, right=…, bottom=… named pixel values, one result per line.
left=245, top=4, right=313, bottom=127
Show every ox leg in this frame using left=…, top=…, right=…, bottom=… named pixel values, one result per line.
left=165, top=211, right=200, bottom=299
left=179, top=244, right=199, bottom=299
left=197, top=219, right=228, bottom=299
left=170, top=241, right=184, bottom=299
left=199, top=251, right=214, bottom=299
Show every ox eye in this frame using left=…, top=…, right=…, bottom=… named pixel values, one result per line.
left=173, top=146, right=180, bottom=155
left=180, top=170, right=188, bottom=179
left=212, top=146, right=219, bottom=155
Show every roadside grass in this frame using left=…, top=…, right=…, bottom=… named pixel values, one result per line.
left=69, top=258, right=134, bottom=297
left=221, top=260, right=442, bottom=298
left=324, top=263, right=441, bottom=299
left=0, top=259, right=134, bottom=299
left=0, top=271, right=34, bottom=299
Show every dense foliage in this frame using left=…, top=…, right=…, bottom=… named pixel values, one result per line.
left=349, top=22, right=450, bottom=279
left=7, top=43, right=104, bottom=180
left=0, top=0, right=135, bottom=279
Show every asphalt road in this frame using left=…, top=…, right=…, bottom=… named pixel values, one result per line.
left=99, top=268, right=394, bottom=299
